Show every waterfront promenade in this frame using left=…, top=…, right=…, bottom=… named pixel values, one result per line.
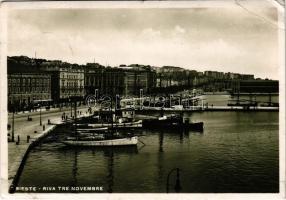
left=137, top=105, right=279, bottom=112
left=7, top=106, right=92, bottom=192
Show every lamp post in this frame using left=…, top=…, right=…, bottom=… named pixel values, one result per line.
left=11, top=107, right=15, bottom=142
left=39, top=101, right=42, bottom=126
left=95, top=88, right=98, bottom=105
left=140, top=89, right=143, bottom=110
left=94, top=88, right=98, bottom=98
left=70, top=97, right=73, bottom=118
left=166, top=168, right=182, bottom=193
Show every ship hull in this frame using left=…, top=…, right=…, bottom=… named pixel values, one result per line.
left=62, top=136, right=138, bottom=147
left=142, top=119, right=204, bottom=132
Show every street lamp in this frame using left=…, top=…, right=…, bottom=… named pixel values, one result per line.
left=39, top=100, right=42, bottom=126
left=166, top=168, right=182, bottom=193
left=95, top=88, right=98, bottom=108
left=11, top=107, right=15, bottom=142
left=140, top=89, right=143, bottom=110
left=70, top=97, right=73, bottom=118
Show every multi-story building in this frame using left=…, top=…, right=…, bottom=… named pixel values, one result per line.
left=8, top=73, right=51, bottom=109
left=58, top=63, right=85, bottom=100
left=204, top=71, right=225, bottom=79
left=121, top=64, right=156, bottom=96
left=85, top=64, right=125, bottom=96
left=85, top=64, right=156, bottom=97
left=234, top=80, right=279, bottom=93
left=204, top=71, right=216, bottom=78
left=240, top=74, right=255, bottom=80
left=155, top=66, right=189, bottom=88
left=225, top=72, right=241, bottom=80
left=84, top=63, right=105, bottom=96
left=103, top=67, right=125, bottom=95
left=40, top=61, right=85, bottom=103
left=7, top=56, right=52, bottom=111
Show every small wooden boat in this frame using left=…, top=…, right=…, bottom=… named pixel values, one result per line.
left=77, top=127, right=108, bottom=132
left=76, top=120, right=142, bottom=129
left=77, top=132, right=106, bottom=137
left=62, top=136, right=138, bottom=147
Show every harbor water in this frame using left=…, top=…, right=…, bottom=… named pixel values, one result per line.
left=17, top=110, right=279, bottom=192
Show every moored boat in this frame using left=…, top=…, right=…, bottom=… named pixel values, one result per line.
left=142, top=115, right=204, bottom=132
left=62, top=136, right=138, bottom=147
left=76, top=120, right=142, bottom=129
left=62, top=97, right=139, bottom=147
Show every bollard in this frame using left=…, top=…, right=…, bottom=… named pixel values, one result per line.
left=48, top=119, right=51, bottom=125
left=184, top=118, right=189, bottom=125
left=27, top=135, right=30, bottom=143
left=9, top=184, right=16, bottom=194
left=16, top=135, right=20, bottom=145
left=43, top=125, right=45, bottom=131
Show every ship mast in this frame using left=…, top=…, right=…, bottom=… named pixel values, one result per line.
left=74, top=98, right=78, bottom=140
left=111, top=96, right=114, bottom=138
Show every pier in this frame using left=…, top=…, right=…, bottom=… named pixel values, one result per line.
left=133, top=105, right=279, bottom=113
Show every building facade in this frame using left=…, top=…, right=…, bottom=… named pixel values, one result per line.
left=85, top=64, right=156, bottom=97
left=40, top=61, right=85, bottom=103
left=84, top=64, right=125, bottom=96
left=234, top=80, right=279, bottom=93
left=8, top=73, right=52, bottom=111
left=58, top=64, right=85, bottom=100
left=122, top=65, right=156, bottom=96
left=8, top=56, right=272, bottom=107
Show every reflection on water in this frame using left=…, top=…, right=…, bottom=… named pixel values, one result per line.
left=71, top=150, right=78, bottom=190
left=107, top=150, right=114, bottom=193
left=18, top=111, right=279, bottom=193
left=203, top=94, right=279, bottom=106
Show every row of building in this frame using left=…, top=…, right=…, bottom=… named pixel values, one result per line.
left=154, top=66, right=255, bottom=88
left=7, top=56, right=274, bottom=111
left=7, top=56, right=157, bottom=111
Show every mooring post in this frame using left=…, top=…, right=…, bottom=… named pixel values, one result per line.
left=16, top=135, right=20, bottom=145
left=174, top=168, right=182, bottom=193
left=12, top=109, right=15, bottom=142
left=27, top=135, right=30, bottom=143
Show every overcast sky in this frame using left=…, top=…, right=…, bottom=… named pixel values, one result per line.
left=7, top=3, right=280, bottom=79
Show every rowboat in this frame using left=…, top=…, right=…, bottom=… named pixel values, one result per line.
left=62, top=136, right=138, bottom=147
left=76, top=120, right=142, bottom=129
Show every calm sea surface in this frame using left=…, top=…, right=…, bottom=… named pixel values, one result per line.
left=17, top=95, right=279, bottom=193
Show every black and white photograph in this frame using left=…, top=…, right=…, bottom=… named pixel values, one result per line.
left=0, top=0, right=285, bottom=198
